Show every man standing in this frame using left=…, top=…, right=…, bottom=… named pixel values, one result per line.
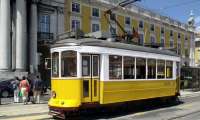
left=33, top=76, right=43, bottom=104
left=11, top=77, right=20, bottom=103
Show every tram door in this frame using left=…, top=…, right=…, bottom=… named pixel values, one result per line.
left=82, top=54, right=100, bottom=103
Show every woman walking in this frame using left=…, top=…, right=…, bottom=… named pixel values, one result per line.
left=19, top=76, right=30, bottom=104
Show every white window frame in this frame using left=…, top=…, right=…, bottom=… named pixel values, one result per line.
left=150, top=34, right=156, bottom=45
left=177, top=38, right=181, bottom=55
left=138, top=31, right=144, bottom=45
left=123, top=56, right=136, bottom=80
left=139, top=20, right=144, bottom=30
left=70, top=16, right=81, bottom=31
left=38, top=14, right=50, bottom=33
left=91, top=7, right=100, bottom=18
left=161, top=36, right=165, bottom=47
left=91, top=21, right=100, bottom=32
left=170, top=37, right=174, bottom=48
left=161, top=27, right=165, bottom=35
left=51, top=46, right=179, bottom=81
left=150, top=24, right=155, bottom=32
left=135, top=57, right=147, bottom=80
left=125, top=16, right=131, bottom=26
left=170, top=30, right=173, bottom=37
left=71, top=1, right=81, bottom=13
left=184, top=35, right=189, bottom=48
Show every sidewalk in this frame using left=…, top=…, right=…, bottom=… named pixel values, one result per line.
left=180, top=90, right=200, bottom=98
left=1, top=90, right=200, bottom=120
left=0, top=103, right=50, bottom=120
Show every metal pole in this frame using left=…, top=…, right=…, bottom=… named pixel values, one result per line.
left=0, top=90, right=1, bottom=105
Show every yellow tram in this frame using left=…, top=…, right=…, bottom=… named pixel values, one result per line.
left=48, top=37, right=180, bottom=118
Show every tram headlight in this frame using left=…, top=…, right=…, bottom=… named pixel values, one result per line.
left=51, top=91, right=56, bottom=98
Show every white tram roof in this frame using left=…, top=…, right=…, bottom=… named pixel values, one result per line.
left=52, top=38, right=178, bottom=57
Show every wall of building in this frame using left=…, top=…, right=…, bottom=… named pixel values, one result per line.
left=0, top=0, right=65, bottom=79
left=64, top=0, right=195, bottom=66
left=195, top=33, right=200, bottom=66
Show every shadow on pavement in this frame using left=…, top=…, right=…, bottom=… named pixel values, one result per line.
left=54, top=98, right=184, bottom=120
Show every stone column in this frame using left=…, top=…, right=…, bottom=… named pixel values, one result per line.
left=29, top=1, right=38, bottom=73
left=11, top=1, right=16, bottom=71
left=16, top=0, right=27, bottom=71
left=0, top=0, right=11, bottom=71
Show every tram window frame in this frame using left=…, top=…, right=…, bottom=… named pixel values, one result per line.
left=176, top=62, right=180, bottom=77
left=147, top=59, right=156, bottom=79
left=166, top=61, right=173, bottom=79
left=61, top=51, right=77, bottom=77
left=52, top=52, right=59, bottom=77
left=136, top=58, right=146, bottom=79
left=92, top=55, right=99, bottom=77
left=109, top=55, right=122, bottom=80
left=82, top=55, right=91, bottom=77
left=157, top=60, right=165, bottom=79
left=123, top=56, right=135, bottom=79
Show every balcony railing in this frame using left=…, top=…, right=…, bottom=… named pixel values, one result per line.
left=38, top=32, right=54, bottom=41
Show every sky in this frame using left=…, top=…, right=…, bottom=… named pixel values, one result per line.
left=133, top=0, right=200, bottom=27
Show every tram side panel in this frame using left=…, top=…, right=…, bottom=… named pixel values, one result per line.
left=100, top=80, right=177, bottom=104
left=49, top=79, right=82, bottom=108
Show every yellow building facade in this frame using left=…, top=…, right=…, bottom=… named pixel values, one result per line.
left=64, top=0, right=195, bottom=66
left=195, top=33, right=200, bottom=66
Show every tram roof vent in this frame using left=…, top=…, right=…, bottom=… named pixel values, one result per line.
left=57, top=29, right=85, bottom=40
left=86, top=31, right=112, bottom=39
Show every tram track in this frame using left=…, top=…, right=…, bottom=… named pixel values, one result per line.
left=59, top=94, right=200, bottom=120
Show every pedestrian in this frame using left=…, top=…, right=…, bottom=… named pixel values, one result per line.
left=33, top=76, right=43, bottom=104
left=11, top=77, right=20, bottom=103
left=19, top=76, right=30, bottom=104
left=27, top=74, right=33, bottom=103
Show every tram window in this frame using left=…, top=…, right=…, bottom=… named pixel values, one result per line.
left=157, top=60, right=165, bottom=79
left=124, top=57, right=135, bottom=79
left=82, top=56, right=91, bottom=76
left=166, top=61, right=173, bottom=78
left=148, top=59, right=156, bottom=79
left=176, top=62, right=180, bottom=77
left=136, top=58, right=146, bottom=79
left=52, top=52, right=59, bottom=77
left=61, top=51, right=77, bottom=77
left=83, top=80, right=89, bottom=97
left=109, top=55, right=122, bottom=79
left=93, top=56, right=99, bottom=76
